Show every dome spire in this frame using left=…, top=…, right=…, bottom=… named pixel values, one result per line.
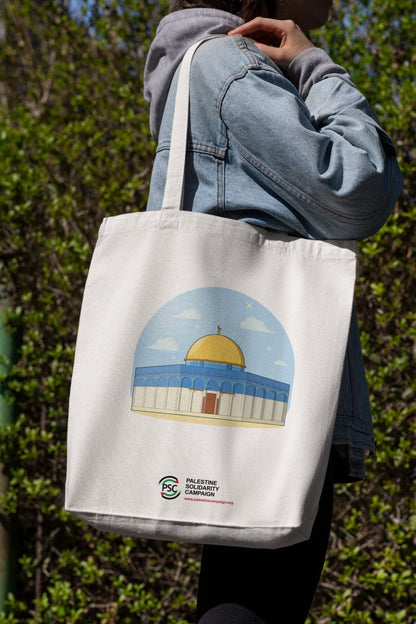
left=217, top=325, right=221, bottom=335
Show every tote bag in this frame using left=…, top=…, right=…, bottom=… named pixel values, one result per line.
left=65, top=39, right=357, bottom=549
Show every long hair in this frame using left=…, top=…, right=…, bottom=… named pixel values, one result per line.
left=169, top=0, right=278, bottom=22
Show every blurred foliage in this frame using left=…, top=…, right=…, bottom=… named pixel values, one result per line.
left=308, top=1, right=416, bottom=622
left=0, top=0, right=414, bottom=622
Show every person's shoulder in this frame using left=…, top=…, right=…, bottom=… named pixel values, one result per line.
left=192, top=35, right=281, bottom=83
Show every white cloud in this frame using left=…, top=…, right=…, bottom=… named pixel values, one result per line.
left=240, top=316, right=274, bottom=333
left=145, top=337, right=179, bottom=351
left=175, top=308, right=201, bottom=320
left=275, top=359, right=288, bottom=366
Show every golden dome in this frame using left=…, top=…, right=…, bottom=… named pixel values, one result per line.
left=185, top=327, right=245, bottom=368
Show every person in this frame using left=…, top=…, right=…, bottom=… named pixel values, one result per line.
left=143, top=0, right=403, bottom=622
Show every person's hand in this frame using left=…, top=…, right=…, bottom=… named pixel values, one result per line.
left=228, top=18, right=315, bottom=70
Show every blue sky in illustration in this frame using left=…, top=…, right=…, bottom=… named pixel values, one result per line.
left=132, top=287, right=294, bottom=385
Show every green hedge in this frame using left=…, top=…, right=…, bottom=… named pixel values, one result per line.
left=0, top=0, right=415, bottom=622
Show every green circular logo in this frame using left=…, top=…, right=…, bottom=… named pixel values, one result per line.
left=159, top=475, right=180, bottom=500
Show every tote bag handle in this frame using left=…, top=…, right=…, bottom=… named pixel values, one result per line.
left=161, top=37, right=219, bottom=212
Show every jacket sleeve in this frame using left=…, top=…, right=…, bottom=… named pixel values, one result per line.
left=220, top=45, right=403, bottom=240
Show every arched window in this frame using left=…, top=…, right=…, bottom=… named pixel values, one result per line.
left=278, top=393, right=288, bottom=403
left=221, top=382, right=232, bottom=393
left=181, top=377, right=192, bottom=388
left=234, top=383, right=244, bottom=395
left=207, top=380, right=219, bottom=391
left=168, top=376, right=179, bottom=387
left=257, top=388, right=266, bottom=398
left=247, top=385, right=256, bottom=396
left=267, top=390, right=276, bottom=401
left=146, top=377, right=156, bottom=387
left=193, top=378, right=204, bottom=390
left=158, top=377, right=168, bottom=387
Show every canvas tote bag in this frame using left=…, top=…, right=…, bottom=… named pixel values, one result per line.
left=65, top=39, right=357, bottom=549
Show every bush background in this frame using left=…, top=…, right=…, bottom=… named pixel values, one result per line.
left=0, top=0, right=415, bottom=622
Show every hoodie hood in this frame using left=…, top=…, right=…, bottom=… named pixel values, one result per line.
left=144, top=9, right=243, bottom=138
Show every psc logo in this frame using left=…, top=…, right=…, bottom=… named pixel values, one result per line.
left=159, top=475, right=181, bottom=500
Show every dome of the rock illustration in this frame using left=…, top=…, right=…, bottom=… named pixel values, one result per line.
left=185, top=327, right=246, bottom=369
left=131, top=324, right=290, bottom=427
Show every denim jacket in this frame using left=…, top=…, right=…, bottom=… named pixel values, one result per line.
left=144, top=9, right=403, bottom=480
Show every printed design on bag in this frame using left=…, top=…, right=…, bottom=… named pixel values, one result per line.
left=131, top=288, right=294, bottom=427
left=158, top=474, right=235, bottom=505
left=159, top=476, right=181, bottom=500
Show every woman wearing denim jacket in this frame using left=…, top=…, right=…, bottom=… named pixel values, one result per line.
left=144, top=0, right=403, bottom=621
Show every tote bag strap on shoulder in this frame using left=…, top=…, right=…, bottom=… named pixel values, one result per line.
left=161, top=37, right=221, bottom=212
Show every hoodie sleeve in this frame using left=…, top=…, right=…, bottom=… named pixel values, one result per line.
left=286, top=48, right=398, bottom=159
left=220, top=42, right=403, bottom=240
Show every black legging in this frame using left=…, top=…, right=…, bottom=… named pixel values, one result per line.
left=196, top=462, right=334, bottom=624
